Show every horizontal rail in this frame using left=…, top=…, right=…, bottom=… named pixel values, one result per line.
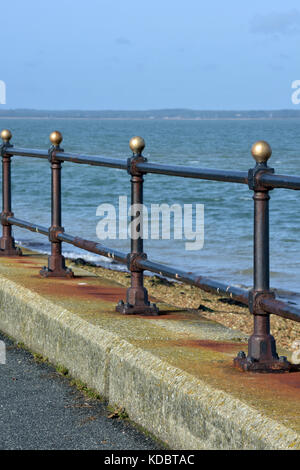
left=136, top=258, right=249, bottom=304
left=55, top=152, right=128, bottom=170
left=6, top=146, right=300, bottom=190
left=260, top=297, right=300, bottom=322
left=3, top=216, right=127, bottom=264
left=56, top=232, right=128, bottom=264
left=259, top=173, right=300, bottom=190
left=7, top=147, right=249, bottom=181
left=4, top=214, right=300, bottom=323
left=5, top=216, right=49, bottom=236
left=6, top=147, right=128, bottom=169
left=6, top=147, right=49, bottom=159
left=135, top=162, right=249, bottom=184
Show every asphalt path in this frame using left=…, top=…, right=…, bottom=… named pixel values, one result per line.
left=0, top=332, right=161, bottom=450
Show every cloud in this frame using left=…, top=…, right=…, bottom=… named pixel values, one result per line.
left=250, top=9, right=300, bottom=36
left=115, top=37, right=132, bottom=46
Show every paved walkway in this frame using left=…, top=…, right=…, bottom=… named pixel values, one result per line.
left=0, top=332, right=160, bottom=450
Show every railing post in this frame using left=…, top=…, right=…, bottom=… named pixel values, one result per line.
left=40, top=131, right=73, bottom=278
left=234, top=141, right=292, bottom=372
left=0, top=129, right=22, bottom=256
left=116, top=136, right=159, bottom=315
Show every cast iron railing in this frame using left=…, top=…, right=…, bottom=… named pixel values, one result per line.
left=0, top=128, right=300, bottom=373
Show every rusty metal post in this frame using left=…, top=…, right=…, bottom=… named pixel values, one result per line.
left=116, top=136, right=159, bottom=315
left=234, top=141, right=292, bottom=372
left=40, top=131, right=73, bottom=278
left=0, top=129, right=22, bottom=256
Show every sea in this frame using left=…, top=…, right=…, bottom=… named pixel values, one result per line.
left=1, top=117, right=299, bottom=302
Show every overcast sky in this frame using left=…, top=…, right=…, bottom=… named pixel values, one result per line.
left=1, top=0, right=299, bottom=110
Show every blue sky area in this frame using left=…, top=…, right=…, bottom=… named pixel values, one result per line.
left=1, top=0, right=299, bottom=110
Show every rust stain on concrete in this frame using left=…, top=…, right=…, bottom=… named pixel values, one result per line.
left=31, top=276, right=127, bottom=303
left=178, top=338, right=247, bottom=354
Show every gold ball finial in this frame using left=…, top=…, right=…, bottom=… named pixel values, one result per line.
left=251, top=141, right=272, bottom=164
left=1, top=129, right=12, bottom=143
left=49, top=131, right=63, bottom=147
left=129, top=136, right=145, bottom=155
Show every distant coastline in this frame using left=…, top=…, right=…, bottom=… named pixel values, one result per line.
left=0, top=109, right=300, bottom=120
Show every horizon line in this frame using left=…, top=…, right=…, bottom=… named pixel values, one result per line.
left=0, top=107, right=300, bottom=112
